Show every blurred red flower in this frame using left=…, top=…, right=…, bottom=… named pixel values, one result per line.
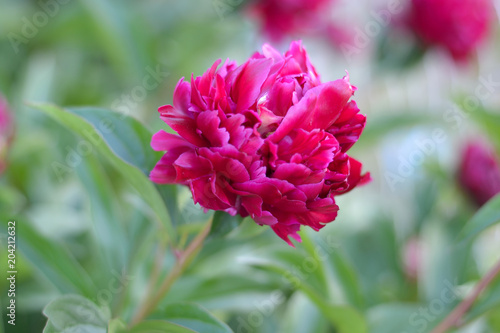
left=459, top=141, right=500, bottom=207
left=150, top=41, right=369, bottom=245
left=406, top=0, right=493, bottom=60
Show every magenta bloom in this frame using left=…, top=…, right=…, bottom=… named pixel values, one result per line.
left=459, top=141, right=500, bottom=207
left=249, top=0, right=334, bottom=42
left=406, top=0, right=493, bottom=60
left=150, top=41, right=369, bottom=245
left=0, top=95, right=13, bottom=174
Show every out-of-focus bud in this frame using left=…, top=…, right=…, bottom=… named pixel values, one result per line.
left=459, top=141, right=500, bottom=207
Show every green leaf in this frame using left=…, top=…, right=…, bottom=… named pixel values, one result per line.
left=368, top=303, right=433, bottom=333
left=223, top=217, right=267, bottom=241
left=324, top=305, right=367, bottom=333
left=209, top=211, right=243, bottom=240
left=168, top=274, right=281, bottom=309
left=458, top=194, right=500, bottom=243
left=329, top=248, right=364, bottom=309
left=300, top=231, right=329, bottom=293
left=108, top=318, right=128, bottom=333
left=129, top=321, right=197, bottom=333
left=69, top=107, right=160, bottom=175
left=161, top=302, right=233, bottom=333
left=76, top=153, right=127, bottom=275
left=280, top=292, right=328, bottom=333
left=43, top=295, right=110, bottom=333
left=252, top=263, right=367, bottom=333
left=465, top=277, right=500, bottom=322
left=469, top=107, right=500, bottom=152
left=78, top=0, right=145, bottom=82
left=17, top=220, right=96, bottom=298
left=487, top=307, right=500, bottom=331
left=30, top=103, right=175, bottom=241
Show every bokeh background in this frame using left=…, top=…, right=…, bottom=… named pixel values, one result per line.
left=1, top=0, right=500, bottom=332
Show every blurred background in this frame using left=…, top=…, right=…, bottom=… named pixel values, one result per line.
left=1, top=0, right=500, bottom=332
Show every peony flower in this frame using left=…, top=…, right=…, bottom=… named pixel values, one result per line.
left=247, top=0, right=351, bottom=48
left=249, top=0, right=331, bottom=41
left=459, top=141, right=500, bottom=207
left=0, top=95, right=13, bottom=174
left=150, top=41, right=369, bottom=245
left=405, top=0, right=493, bottom=61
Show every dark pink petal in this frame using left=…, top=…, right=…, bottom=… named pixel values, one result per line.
left=199, top=149, right=250, bottom=182
left=307, top=197, right=339, bottom=222
left=332, top=157, right=370, bottom=195
left=172, top=79, right=191, bottom=112
left=257, top=105, right=283, bottom=135
left=254, top=211, right=278, bottom=226
left=159, top=105, right=207, bottom=147
left=151, top=130, right=195, bottom=151
left=273, top=163, right=311, bottom=185
left=190, top=73, right=208, bottom=111
left=240, top=195, right=264, bottom=218
left=271, top=223, right=302, bottom=247
left=196, top=111, right=230, bottom=147
left=269, top=78, right=354, bottom=142
left=297, top=181, right=324, bottom=200
left=231, top=58, right=273, bottom=113
left=286, top=41, right=320, bottom=83
left=150, top=153, right=179, bottom=184
left=265, top=78, right=297, bottom=116
left=190, top=176, right=231, bottom=211
left=335, top=100, right=360, bottom=123
left=174, top=151, right=213, bottom=182
left=198, top=59, right=222, bottom=97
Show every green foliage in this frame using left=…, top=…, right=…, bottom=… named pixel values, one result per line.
left=43, top=295, right=110, bottom=333
left=161, top=303, right=234, bottom=333
left=17, top=220, right=97, bottom=298
left=459, top=194, right=500, bottom=243
left=30, top=103, right=176, bottom=241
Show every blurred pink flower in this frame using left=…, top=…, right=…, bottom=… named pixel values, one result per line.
left=247, top=0, right=350, bottom=47
left=150, top=41, right=369, bottom=245
left=403, top=236, right=421, bottom=281
left=0, top=95, right=13, bottom=174
left=249, top=0, right=331, bottom=41
left=406, top=0, right=493, bottom=60
left=459, top=141, right=500, bottom=207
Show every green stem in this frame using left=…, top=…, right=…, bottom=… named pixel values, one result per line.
left=430, top=257, right=500, bottom=333
left=130, top=218, right=213, bottom=325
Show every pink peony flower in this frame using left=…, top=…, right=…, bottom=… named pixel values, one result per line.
left=406, top=0, right=493, bottom=60
left=248, top=0, right=349, bottom=46
left=459, top=141, right=500, bottom=207
left=0, top=95, right=13, bottom=174
left=150, top=41, right=369, bottom=245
